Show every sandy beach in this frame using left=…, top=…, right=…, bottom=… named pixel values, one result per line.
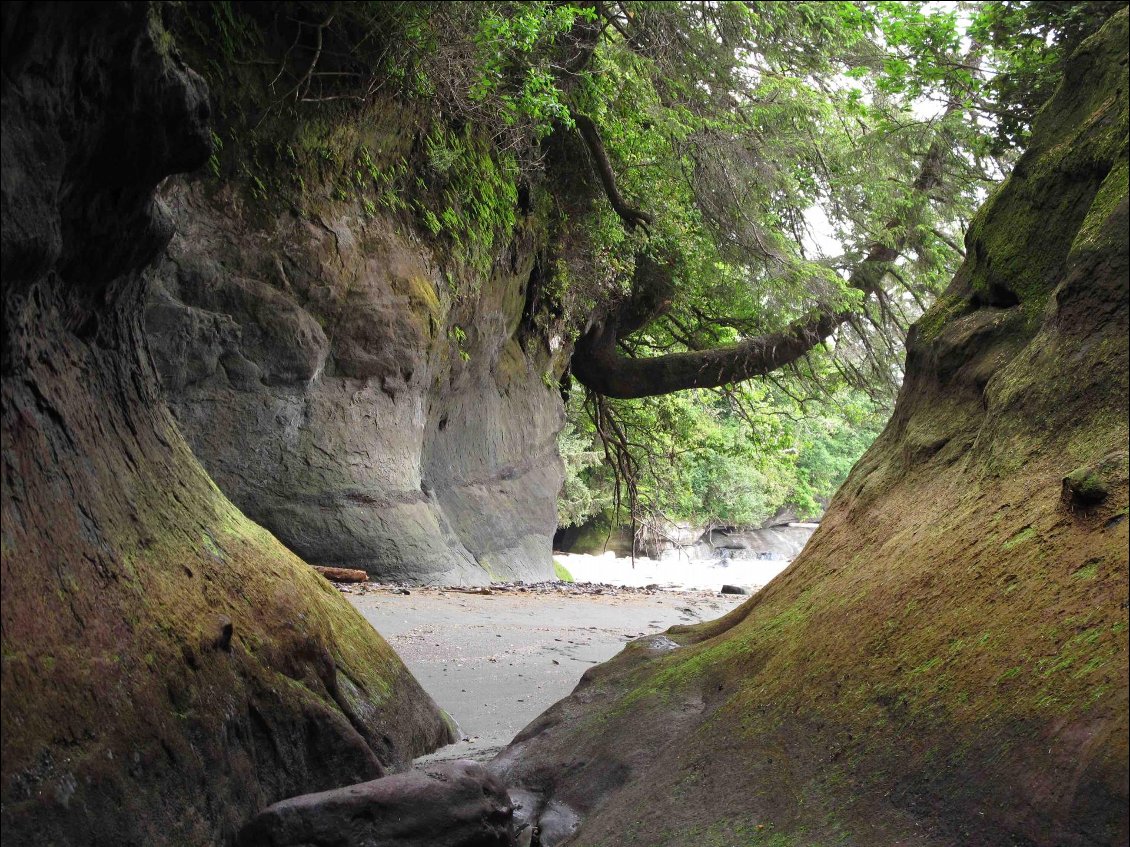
left=347, top=583, right=750, bottom=763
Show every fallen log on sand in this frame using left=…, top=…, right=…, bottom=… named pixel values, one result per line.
left=313, top=566, right=369, bottom=583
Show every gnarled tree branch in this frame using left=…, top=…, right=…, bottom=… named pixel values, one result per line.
left=572, top=112, right=653, bottom=231
left=572, top=243, right=898, bottom=398
left=571, top=62, right=972, bottom=399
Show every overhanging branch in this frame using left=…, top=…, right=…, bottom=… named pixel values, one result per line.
left=572, top=112, right=653, bottom=231
left=571, top=84, right=967, bottom=399
left=572, top=242, right=897, bottom=399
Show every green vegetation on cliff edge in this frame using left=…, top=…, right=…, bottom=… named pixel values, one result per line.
left=170, top=0, right=1121, bottom=533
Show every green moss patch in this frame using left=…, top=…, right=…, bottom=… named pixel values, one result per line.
left=553, top=559, right=575, bottom=582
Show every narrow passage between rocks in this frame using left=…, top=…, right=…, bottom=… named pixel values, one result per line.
left=346, top=583, right=748, bottom=763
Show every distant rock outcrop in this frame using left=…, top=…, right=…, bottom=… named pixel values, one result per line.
left=697, top=524, right=816, bottom=561
left=494, top=12, right=1130, bottom=847
left=555, top=514, right=816, bottom=561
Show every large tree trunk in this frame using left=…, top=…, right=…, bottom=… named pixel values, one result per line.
left=1, top=5, right=451, bottom=844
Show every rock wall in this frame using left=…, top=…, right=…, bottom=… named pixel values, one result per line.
left=494, top=12, right=1129, bottom=847
left=144, top=119, right=564, bottom=586
left=0, top=5, right=451, bottom=844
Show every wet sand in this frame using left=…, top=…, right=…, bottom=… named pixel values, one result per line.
left=346, top=584, right=747, bottom=763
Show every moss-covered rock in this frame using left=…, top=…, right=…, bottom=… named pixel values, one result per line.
left=1062, top=452, right=1127, bottom=510
left=1, top=5, right=451, bottom=844
left=493, top=12, right=1130, bottom=847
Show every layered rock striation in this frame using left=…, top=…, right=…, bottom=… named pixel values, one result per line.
left=146, top=179, right=563, bottom=585
left=143, top=41, right=565, bottom=584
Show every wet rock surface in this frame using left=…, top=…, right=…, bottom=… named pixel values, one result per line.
left=510, top=788, right=581, bottom=847
left=236, top=760, right=515, bottom=847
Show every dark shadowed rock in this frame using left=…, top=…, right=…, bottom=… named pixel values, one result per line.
left=719, top=584, right=747, bottom=595
left=1061, top=450, right=1126, bottom=510
left=236, top=760, right=515, bottom=847
left=0, top=5, right=451, bottom=843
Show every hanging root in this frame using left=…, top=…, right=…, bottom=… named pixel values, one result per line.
left=585, top=389, right=642, bottom=566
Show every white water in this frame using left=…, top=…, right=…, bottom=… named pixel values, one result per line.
left=555, top=551, right=794, bottom=592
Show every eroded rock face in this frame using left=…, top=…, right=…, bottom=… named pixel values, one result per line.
left=146, top=178, right=564, bottom=585
left=1, top=5, right=451, bottom=843
left=494, top=13, right=1129, bottom=847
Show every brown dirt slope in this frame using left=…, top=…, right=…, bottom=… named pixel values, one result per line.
left=494, top=12, right=1130, bottom=847
left=1, top=5, right=451, bottom=845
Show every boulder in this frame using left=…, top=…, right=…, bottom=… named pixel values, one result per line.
left=236, top=760, right=515, bottom=847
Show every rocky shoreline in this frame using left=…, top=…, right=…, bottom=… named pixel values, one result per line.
left=331, top=577, right=742, bottom=598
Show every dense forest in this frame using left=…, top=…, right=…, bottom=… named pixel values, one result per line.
left=1, top=2, right=1126, bottom=846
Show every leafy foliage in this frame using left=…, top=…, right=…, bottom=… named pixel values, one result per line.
left=559, top=364, right=888, bottom=531
left=420, top=125, right=520, bottom=277
left=970, top=1, right=1127, bottom=153
left=557, top=419, right=608, bottom=528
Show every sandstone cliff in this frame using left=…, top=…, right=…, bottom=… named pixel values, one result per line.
left=145, top=182, right=564, bottom=585
left=142, top=14, right=566, bottom=585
